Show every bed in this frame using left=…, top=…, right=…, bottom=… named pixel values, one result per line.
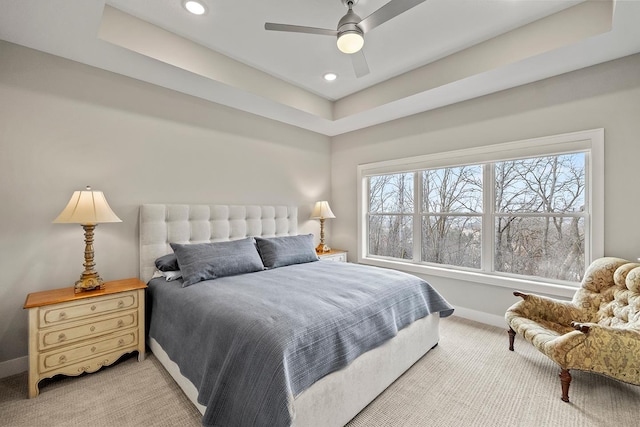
left=140, top=204, right=453, bottom=427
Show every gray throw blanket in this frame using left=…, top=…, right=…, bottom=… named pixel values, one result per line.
left=147, top=261, right=453, bottom=427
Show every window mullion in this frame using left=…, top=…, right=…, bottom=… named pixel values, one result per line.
left=365, top=176, right=370, bottom=258
left=413, top=171, right=422, bottom=263
left=584, top=151, right=592, bottom=266
left=481, top=163, right=494, bottom=273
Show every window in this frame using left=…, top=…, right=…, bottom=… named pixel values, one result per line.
left=358, top=129, right=603, bottom=287
left=493, top=154, right=586, bottom=281
left=421, top=165, right=483, bottom=269
left=368, top=173, right=414, bottom=259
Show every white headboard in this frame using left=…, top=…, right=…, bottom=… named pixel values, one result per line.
left=139, top=204, right=298, bottom=283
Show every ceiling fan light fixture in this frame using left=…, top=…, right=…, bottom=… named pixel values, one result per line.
left=183, top=0, right=207, bottom=15
left=337, top=31, right=364, bottom=54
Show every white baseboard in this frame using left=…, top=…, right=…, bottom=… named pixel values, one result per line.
left=452, top=306, right=507, bottom=329
left=0, top=356, right=28, bottom=379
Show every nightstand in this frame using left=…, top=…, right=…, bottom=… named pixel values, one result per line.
left=23, top=278, right=147, bottom=398
left=318, top=249, right=348, bottom=262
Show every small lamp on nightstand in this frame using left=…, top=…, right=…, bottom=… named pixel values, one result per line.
left=310, top=201, right=336, bottom=253
left=53, top=186, right=122, bottom=293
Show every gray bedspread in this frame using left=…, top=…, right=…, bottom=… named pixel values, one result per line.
left=147, top=261, right=453, bottom=427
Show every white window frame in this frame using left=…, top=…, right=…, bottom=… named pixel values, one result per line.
left=357, top=129, right=604, bottom=297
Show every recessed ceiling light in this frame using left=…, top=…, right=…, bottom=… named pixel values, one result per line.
left=183, top=0, right=207, bottom=15
left=323, top=73, right=338, bottom=82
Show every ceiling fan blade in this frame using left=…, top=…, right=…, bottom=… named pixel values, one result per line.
left=351, top=50, right=370, bottom=78
left=358, top=0, right=427, bottom=33
left=265, top=23, right=338, bottom=36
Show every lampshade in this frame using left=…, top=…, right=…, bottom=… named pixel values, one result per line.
left=53, top=186, right=122, bottom=225
left=310, top=201, right=336, bottom=220
left=337, top=31, right=364, bottom=54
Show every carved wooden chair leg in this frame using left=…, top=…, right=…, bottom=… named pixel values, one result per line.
left=508, top=327, right=516, bottom=351
left=559, top=369, right=571, bottom=402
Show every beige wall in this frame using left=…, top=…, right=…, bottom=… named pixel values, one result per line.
left=331, top=53, right=640, bottom=325
left=0, top=41, right=331, bottom=364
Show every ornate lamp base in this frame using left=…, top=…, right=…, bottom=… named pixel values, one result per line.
left=315, top=217, right=331, bottom=253
left=315, top=243, right=331, bottom=253
left=74, top=224, right=106, bottom=294
left=74, top=275, right=105, bottom=294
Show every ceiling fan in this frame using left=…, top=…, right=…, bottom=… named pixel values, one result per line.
left=265, top=0, right=427, bottom=78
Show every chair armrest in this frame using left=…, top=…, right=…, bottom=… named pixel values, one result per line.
left=564, top=324, right=640, bottom=383
left=580, top=323, right=640, bottom=338
left=571, top=321, right=591, bottom=333
left=562, top=322, right=640, bottom=351
left=508, top=291, right=587, bottom=326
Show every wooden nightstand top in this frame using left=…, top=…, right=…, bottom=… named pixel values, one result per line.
left=318, top=249, right=347, bottom=256
left=24, top=278, right=146, bottom=309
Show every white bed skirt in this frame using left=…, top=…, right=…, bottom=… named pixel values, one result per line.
left=149, top=313, right=440, bottom=427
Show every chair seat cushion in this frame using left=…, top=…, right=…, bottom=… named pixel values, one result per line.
left=507, top=314, right=575, bottom=358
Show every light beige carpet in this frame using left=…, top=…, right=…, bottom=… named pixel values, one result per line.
left=1, top=316, right=638, bottom=426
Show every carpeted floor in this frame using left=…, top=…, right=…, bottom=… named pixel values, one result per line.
left=1, top=316, right=638, bottom=426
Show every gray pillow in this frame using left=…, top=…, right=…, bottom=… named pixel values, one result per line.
left=170, top=238, right=265, bottom=287
left=155, top=253, right=179, bottom=272
left=255, top=234, right=319, bottom=269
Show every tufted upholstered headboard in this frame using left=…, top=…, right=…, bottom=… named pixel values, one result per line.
left=139, top=204, right=298, bottom=283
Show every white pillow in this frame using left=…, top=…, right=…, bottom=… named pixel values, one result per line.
left=163, top=270, right=182, bottom=281
left=152, top=269, right=182, bottom=281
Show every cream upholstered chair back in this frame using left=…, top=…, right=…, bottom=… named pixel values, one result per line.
left=571, top=257, right=640, bottom=327
left=595, top=261, right=640, bottom=327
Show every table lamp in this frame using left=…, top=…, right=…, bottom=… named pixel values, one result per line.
left=310, top=201, right=336, bottom=253
left=53, top=186, right=122, bottom=293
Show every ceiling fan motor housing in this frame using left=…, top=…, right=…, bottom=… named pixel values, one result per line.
left=338, top=0, right=363, bottom=34
left=337, top=0, right=364, bottom=53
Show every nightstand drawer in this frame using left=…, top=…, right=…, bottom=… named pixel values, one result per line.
left=318, top=250, right=348, bottom=262
left=39, top=330, right=138, bottom=373
left=321, top=253, right=347, bottom=262
left=38, top=292, right=137, bottom=327
left=38, top=311, right=138, bottom=350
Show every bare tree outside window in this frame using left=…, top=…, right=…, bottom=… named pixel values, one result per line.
left=494, top=153, right=586, bottom=281
left=368, top=173, right=413, bottom=259
left=422, top=166, right=482, bottom=268
left=365, top=150, right=588, bottom=283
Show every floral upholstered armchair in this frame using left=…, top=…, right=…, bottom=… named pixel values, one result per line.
left=505, top=257, right=640, bottom=402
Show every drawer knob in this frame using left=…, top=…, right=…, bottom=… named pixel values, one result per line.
left=90, top=326, right=96, bottom=332
left=117, top=320, right=124, bottom=327
left=58, top=333, right=66, bottom=342
left=58, top=355, right=67, bottom=363
left=58, top=312, right=66, bottom=319
left=117, top=300, right=125, bottom=308
left=91, top=305, right=96, bottom=311
left=118, top=338, right=125, bottom=346
left=91, top=346, right=96, bottom=353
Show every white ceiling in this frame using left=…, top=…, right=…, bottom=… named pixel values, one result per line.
left=1, top=0, right=639, bottom=136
